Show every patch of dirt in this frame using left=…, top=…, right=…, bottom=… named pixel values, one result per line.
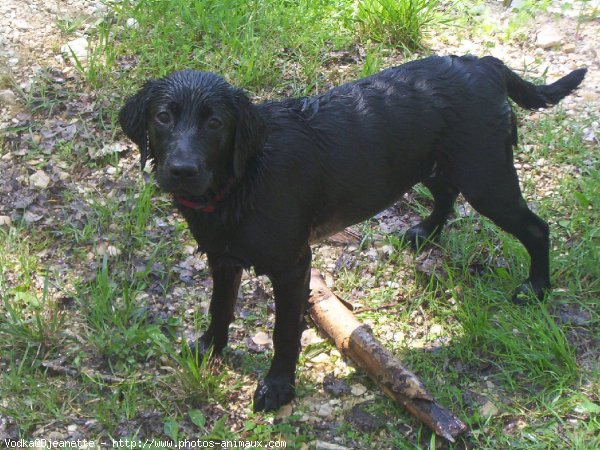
left=0, top=0, right=106, bottom=88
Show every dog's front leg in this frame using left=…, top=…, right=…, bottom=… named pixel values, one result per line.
left=191, top=256, right=242, bottom=357
left=253, top=249, right=311, bottom=412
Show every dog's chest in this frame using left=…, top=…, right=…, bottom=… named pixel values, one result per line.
left=181, top=212, right=256, bottom=267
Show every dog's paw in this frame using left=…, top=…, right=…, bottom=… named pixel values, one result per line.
left=253, top=376, right=295, bottom=412
left=512, top=282, right=547, bottom=304
left=183, top=336, right=223, bottom=360
left=404, top=225, right=435, bottom=251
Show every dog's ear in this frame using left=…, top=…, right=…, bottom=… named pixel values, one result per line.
left=119, top=80, right=156, bottom=170
left=233, top=92, right=266, bottom=179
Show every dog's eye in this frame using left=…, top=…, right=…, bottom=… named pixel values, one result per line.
left=155, top=111, right=172, bottom=125
left=207, top=117, right=223, bottom=130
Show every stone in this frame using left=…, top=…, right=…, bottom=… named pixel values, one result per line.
left=23, top=211, right=43, bottom=223
left=315, top=442, right=349, bottom=450
left=344, top=405, right=386, bottom=432
left=479, top=400, right=500, bottom=417
left=46, top=431, right=64, bottom=440
left=581, top=91, right=599, bottom=102
left=301, top=328, right=324, bottom=346
left=251, top=331, right=272, bottom=346
left=0, top=89, right=17, bottom=105
left=14, top=19, right=30, bottom=31
left=310, top=352, right=331, bottom=364
left=106, top=245, right=121, bottom=257
left=317, top=403, right=333, bottom=417
left=89, top=142, right=127, bottom=159
left=29, top=170, right=50, bottom=189
left=61, top=37, right=88, bottom=62
left=429, top=324, right=443, bottom=337
left=275, top=403, right=293, bottom=419
left=350, top=383, right=367, bottom=396
left=536, top=25, right=562, bottom=49
left=0, top=216, right=12, bottom=227
left=323, top=374, right=351, bottom=397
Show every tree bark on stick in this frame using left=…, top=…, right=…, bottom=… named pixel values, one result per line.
left=308, top=269, right=467, bottom=442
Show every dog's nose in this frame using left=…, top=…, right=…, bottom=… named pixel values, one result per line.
left=169, top=162, right=199, bottom=179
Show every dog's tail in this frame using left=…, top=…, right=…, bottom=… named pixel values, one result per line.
left=502, top=63, right=587, bottom=110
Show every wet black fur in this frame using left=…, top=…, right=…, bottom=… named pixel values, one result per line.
left=120, top=55, right=586, bottom=412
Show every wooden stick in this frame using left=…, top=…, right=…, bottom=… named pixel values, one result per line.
left=308, top=269, right=467, bottom=442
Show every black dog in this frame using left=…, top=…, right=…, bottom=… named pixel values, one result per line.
left=120, top=55, right=585, bottom=411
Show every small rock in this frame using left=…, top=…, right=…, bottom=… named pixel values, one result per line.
left=317, top=403, right=333, bottom=417
left=536, top=25, right=562, bottom=49
left=323, top=374, right=351, bottom=397
left=344, top=405, right=386, bottom=432
left=126, top=18, right=139, bottom=28
left=89, top=142, right=127, bottom=159
left=106, top=245, right=121, bottom=257
left=0, top=216, right=12, bottom=227
left=91, top=2, right=109, bottom=15
left=13, top=196, right=35, bottom=209
left=14, top=19, right=31, bottom=31
left=580, top=91, right=600, bottom=102
left=23, top=211, right=43, bottom=223
left=310, top=352, right=331, bottom=364
left=96, top=242, right=108, bottom=256
left=429, top=324, right=443, bottom=337
left=276, top=403, right=293, bottom=419
left=61, top=37, right=89, bottom=62
left=29, top=170, right=50, bottom=189
left=301, top=328, right=324, bottom=346
left=67, top=424, right=78, bottom=433
left=0, top=89, right=17, bottom=105
left=508, top=0, right=526, bottom=9
left=350, top=383, right=367, bottom=396
left=315, top=442, right=349, bottom=450
left=46, top=431, right=64, bottom=440
left=479, top=400, right=500, bottom=417
left=563, top=43, right=576, bottom=54
left=252, top=331, right=272, bottom=346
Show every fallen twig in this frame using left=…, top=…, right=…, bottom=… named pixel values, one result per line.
left=308, top=269, right=467, bottom=442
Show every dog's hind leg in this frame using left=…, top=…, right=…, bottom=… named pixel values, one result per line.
left=405, top=175, right=458, bottom=250
left=456, top=150, right=550, bottom=303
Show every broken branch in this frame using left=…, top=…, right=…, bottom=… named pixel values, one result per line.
left=308, top=269, right=467, bottom=442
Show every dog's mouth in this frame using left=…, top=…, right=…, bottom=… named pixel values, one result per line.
left=173, top=186, right=215, bottom=204
left=158, top=167, right=212, bottom=196
left=168, top=184, right=210, bottom=199
left=171, top=176, right=237, bottom=212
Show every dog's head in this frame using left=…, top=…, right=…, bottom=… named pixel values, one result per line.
left=119, top=70, right=266, bottom=198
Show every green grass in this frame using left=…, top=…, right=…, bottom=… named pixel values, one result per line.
left=86, top=0, right=357, bottom=93
left=0, top=227, right=66, bottom=358
left=1, top=0, right=598, bottom=447
left=77, top=256, right=171, bottom=368
left=355, top=0, right=451, bottom=50
left=81, top=0, right=454, bottom=94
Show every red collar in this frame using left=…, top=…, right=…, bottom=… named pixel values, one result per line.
left=173, top=177, right=236, bottom=213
